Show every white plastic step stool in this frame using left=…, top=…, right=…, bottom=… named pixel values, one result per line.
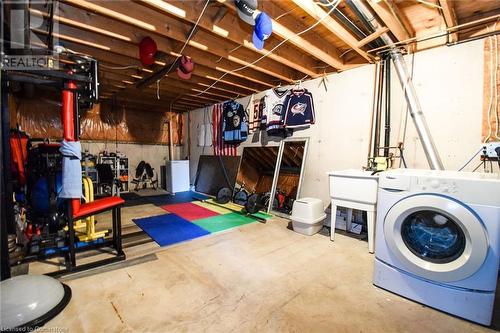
left=327, top=170, right=379, bottom=253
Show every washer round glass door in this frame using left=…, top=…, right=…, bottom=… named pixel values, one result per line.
left=384, top=194, right=488, bottom=282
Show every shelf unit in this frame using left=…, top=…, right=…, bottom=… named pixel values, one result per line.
left=97, top=154, right=129, bottom=194
left=81, top=153, right=98, bottom=194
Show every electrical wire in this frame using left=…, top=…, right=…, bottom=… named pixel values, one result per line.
left=157, top=0, right=210, bottom=100
left=312, top=0, right=370, bottom=49
left=315, top=0, right=340, bottom=7
left=339, top=49, right=353, bottom=58
left=472, top=161, right=484, bottom=172
left=215, top=44, right=243, bottom=63
left=193, top=0, right=341, bottom=97
left=275, top=6, right=298, bottom=21
left=457, top=146, right=484, bottom=171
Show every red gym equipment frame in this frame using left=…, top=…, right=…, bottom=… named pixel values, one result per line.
left=53, top=77, right=126, bottom=276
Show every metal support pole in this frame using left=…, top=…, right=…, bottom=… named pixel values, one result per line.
left=390, top=50, right=444, bottom=169
left=384, top=56, right=391, bottom=157
left=350, top=0, right=444, bottom=170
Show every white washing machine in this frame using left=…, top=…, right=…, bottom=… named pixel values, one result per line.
left=374, top=169, right=500, bottom=325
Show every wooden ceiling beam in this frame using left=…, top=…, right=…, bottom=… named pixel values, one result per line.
left=457, top=11, right=500, bottom=40
left=138, top=0, right=321, bottom=78
left=99, top=86, right=205, bottom=110
left=99, top=85, right=206, bottom=109
left=438, top=0, right=458, bottom=43
left=242, top=152, right=266, bottom=173
left=47, top=30, right=265, bottom=93
left=61, top=0, right=295, bottom=84
left=99, top=101, right=187, bottom=113
left=100, top=69, right=235, bottom=101
left=357, top=27, right=390, bottom=48
left=222, top=1, right=346, bottom=71
left=259, top=147, right=280, bottom=167
left=38, top=20, right=275, bottom=90
left=100, top=63, right=243, bottom=97
left=60, top=41, right=257, bottom=96
left=98, top=94, right=188, bottom=113
left=97, top=73, right=212, bottom=105
left=367, top=0, right=413, bottom=43
left=281, top=146, right=300, bottom=167
left=99, top=77, right=209, bottom=104
left=291, top=0, right=373, bottom=62
left=252, top=149, right=275, bottom=169
left=384, top=0, right=415, bottom=39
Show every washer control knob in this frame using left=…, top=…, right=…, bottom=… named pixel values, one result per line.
left=430, top=180, right=440, bottom=189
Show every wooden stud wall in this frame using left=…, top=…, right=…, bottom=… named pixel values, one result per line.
left=482, top=36, right=500, bottom=142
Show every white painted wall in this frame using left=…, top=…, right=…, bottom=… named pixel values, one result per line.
left=389, top=40, right=484, bottom=170
left=188, top=40, right=485, bottom=205
left=81, top=141, right=184, bottom=190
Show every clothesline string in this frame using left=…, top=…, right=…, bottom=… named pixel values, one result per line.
left=191, top=0, right=341, bottom=100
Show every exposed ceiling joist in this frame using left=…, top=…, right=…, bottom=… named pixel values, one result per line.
left=62, top=0, right=299, bottom=84
left=38, top=22, right=275, bottom=91
left=438, top=0, right=458, bottom=43
left=98, top=69, right=211, bottom=107
left=99, top=95, right=189, bottom=113
left=291, top=0, right=373, bottom=62
left=221, top=1, right=346, bottom=71
left=100, top=83, right=211, bottom=107
left=35, top=26, right=271, bottom=95
left=101, top=69, right=237, bottom=101
left=81, top=44, right=258, bottom=96
left=71, top=51, right=254, bottom=102
left=357, top=27, right=390, bottom=48
left=139, top=0, right=321, bottom=78
left=366, top=0, right=413, bottom=43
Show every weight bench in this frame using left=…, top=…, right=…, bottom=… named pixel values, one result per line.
left=45, top=75, right=126, bottom=277
left=48, top=196, right=126, bottom=277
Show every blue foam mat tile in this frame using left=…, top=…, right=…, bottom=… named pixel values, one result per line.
left=133, top=213, right=210, bottom=247
left=146, top=191, right=209, bottom=206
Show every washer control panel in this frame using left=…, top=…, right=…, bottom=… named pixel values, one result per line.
left=415, top=177, right=458, bottom=194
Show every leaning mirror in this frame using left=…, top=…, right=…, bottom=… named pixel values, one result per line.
left=269, top=138, right=309, bottom=217
left=234, top=146, right=280, bottom=211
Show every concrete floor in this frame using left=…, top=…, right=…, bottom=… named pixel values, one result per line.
left=42, top=208, right=498, bottom=333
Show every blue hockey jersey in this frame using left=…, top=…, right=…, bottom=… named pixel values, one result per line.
left=222, top=100, right=248, bottom=144
left=283, top=88, right=315, bottom=129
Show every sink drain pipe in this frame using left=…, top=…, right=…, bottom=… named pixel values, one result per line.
left=348, top=0, right=445, bottom=170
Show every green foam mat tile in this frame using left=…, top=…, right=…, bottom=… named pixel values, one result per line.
left=193, top=213, right=257, bottom=233
left=252, top=211, right=273, bottom=219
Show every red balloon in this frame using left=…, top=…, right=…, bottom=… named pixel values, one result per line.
left=139, top=37, right=157, bottom=66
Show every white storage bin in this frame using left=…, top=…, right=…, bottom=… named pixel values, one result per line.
left=291, top=198, right=326, bottom=236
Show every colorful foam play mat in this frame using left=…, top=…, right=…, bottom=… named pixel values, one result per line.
left=133, top=197, right=272, bottom=247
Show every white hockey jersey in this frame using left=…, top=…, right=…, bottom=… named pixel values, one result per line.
left=261, top=87, right=290, bottom=137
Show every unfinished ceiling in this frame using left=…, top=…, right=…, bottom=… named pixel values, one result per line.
left=31, top=0, right=500, bottom=112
